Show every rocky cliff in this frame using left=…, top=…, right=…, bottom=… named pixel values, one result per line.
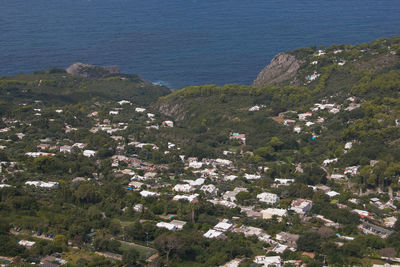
left=66, top=62, right=120, bottom=79
left=253, top=53, right=303, bottom=87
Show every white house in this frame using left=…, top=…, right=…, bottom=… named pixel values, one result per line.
left=214, top=220, right=234, bottom=232
left=140, top=190, right=160, bottom=198
left=170, top=220, right=187, bottom=230
left=223, top=187, right=248, bottom=202
left=257, top=192, right=279, bottom=205
left=215, top=158, right=232, bottom=167
left=60, top=145, right=73, bottom=153
left=25, top=181, right=59, bottom=189
left=224, top=175, right=238, bottom=181
left=173, top=184, right=194, bottom=193
left=162, top=120, right=174, bottom=127
left=274, top=179, right=295, bottom=185
left=156, top=222, right=177, bottom=231
left=290, top=199, right=313, bottom=214
left=326, top=191, right=340, bottom=198
left=253, top=256, right=282, bottom=267
left=344, top=166, right=359, bottom=176
left=330, top=174, right=345, bottom=180
left=135, top=107, right=146, bottom=113
left=83, top=150, right=97, bottom=157
left=323, top=158, right=338, bottom=166
left=244, top=173, right=261, bottom=180
left=128, top=181, right=144, bottom=190
left=73, top=143, right=87, bottom=149
left=209, top=199, right=237, bottom=209
left=345, top=142, right=353, bottom=150
left=200, top=184, right=218, bottom=195
left=109, top=110, right=119, bottom=115
left=203, top=229, right=226, bottom=239
left=118, top=100, right=131, bottom=105
left=261, top=208, right=288, bottom=219
left=298, top=112, right=313, bottom=121
left=173, top=194, right=199, bottom=203
left=184, top=178, right=205, bottom=187
left=133, top=204, right=143, bottom=212
left=189, top=161, right=203, bottom=169
left=18, top=240, right=36, bottom=248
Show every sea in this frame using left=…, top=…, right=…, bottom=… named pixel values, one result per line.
left=1, top=0, right=400, bottom=89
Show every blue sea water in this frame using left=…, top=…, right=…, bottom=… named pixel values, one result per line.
left=1, top=0, right=400, bottom=89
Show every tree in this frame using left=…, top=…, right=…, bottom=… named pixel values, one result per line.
left=154, top=233, right=183, bottom=265
left=268, top=137, right=284, bottom=151
left=123, top=248, right=139, bottom=266
left=297, top=232, right=321, bottom=252
left=125, top=221, right=144, bottom=241
left=74, top=183, right=99, bottom=203
left=54, top=235, right=67, bottom=250
left=236, top=191, right=253, bottom=205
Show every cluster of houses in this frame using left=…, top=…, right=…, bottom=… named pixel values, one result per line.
left=1, top=94, right=400, bottom=267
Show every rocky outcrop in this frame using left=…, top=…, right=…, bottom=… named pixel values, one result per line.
left=156, top=100, right=186, bottom=121
left=253, top=53, right=303, bottom=87
left=66, top=62, right=120, bottom=78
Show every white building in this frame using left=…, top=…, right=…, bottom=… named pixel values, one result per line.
left=18, top=240, right=36, bottom=248
left=183, top=178, right=205, bottom=186
left=223, top=175, right=238, bottom=181
left=128, top=181, right=144, bottom=190
left=326, top=191, right=340, bottom=198
left=203, top=229, right=226, bottom=239
left=140, top=190, right=160, bottom=198
left=249, top=105, right=260, bottom=111
left=173, top=194, right=199, bottom=203
left=344, top=166, right=359, bottom=176
left=135, top=107, right=146, bottom=113
left=200, top=184, right=218, bottom=195
left=209, top=199, right=237, bottom=209
left=261, top=208, right=288, bottom=219
left=170, top=220, right=187, bottom=230
left=73, top=143, right=87, bottom=149
left=253, top=256, right=282, bottom=267
left=83, top=150, right=97, bottom=157
left=156, top=222, right=177, bottom=231
left=215, top=158, right=232, bottom=167
left=133, top=204, right=143, bottom=212
left=163, top=120, right=174, bottom=127
left=274, top=179, right=295, bottom=185
left=290, top=199, right=313, bottom=214
left=330, top=174, right=345, bottom=180
left=25, top=181, right=59, bottom=189
left=345, top=142, right=353, bottom=150
left=214, top=220, right=234, bottom=232
left=60, top=145, right=73, bottom=153
left=223, top=187, right=248, bottom=202
left=323, top=158, right=338, bottom=166
left=298, top=112, right=313, bottom=121
left=257, top=192, right=279, bottom=205
left=244, top=173, right=261, bottom=180
left=118, top=100, right=131, bottom=105
left=173, top=184, right=194, bottom=193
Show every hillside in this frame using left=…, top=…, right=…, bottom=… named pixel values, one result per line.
left=155, top=36, right=400, bottom=188
left=0, top=67, right=170, bottom=113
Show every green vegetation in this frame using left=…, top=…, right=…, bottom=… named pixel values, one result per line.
left=0, top=36, right=400, bottom=266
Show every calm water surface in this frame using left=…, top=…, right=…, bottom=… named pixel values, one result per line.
left=1, top=0, right=399, bottom=88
